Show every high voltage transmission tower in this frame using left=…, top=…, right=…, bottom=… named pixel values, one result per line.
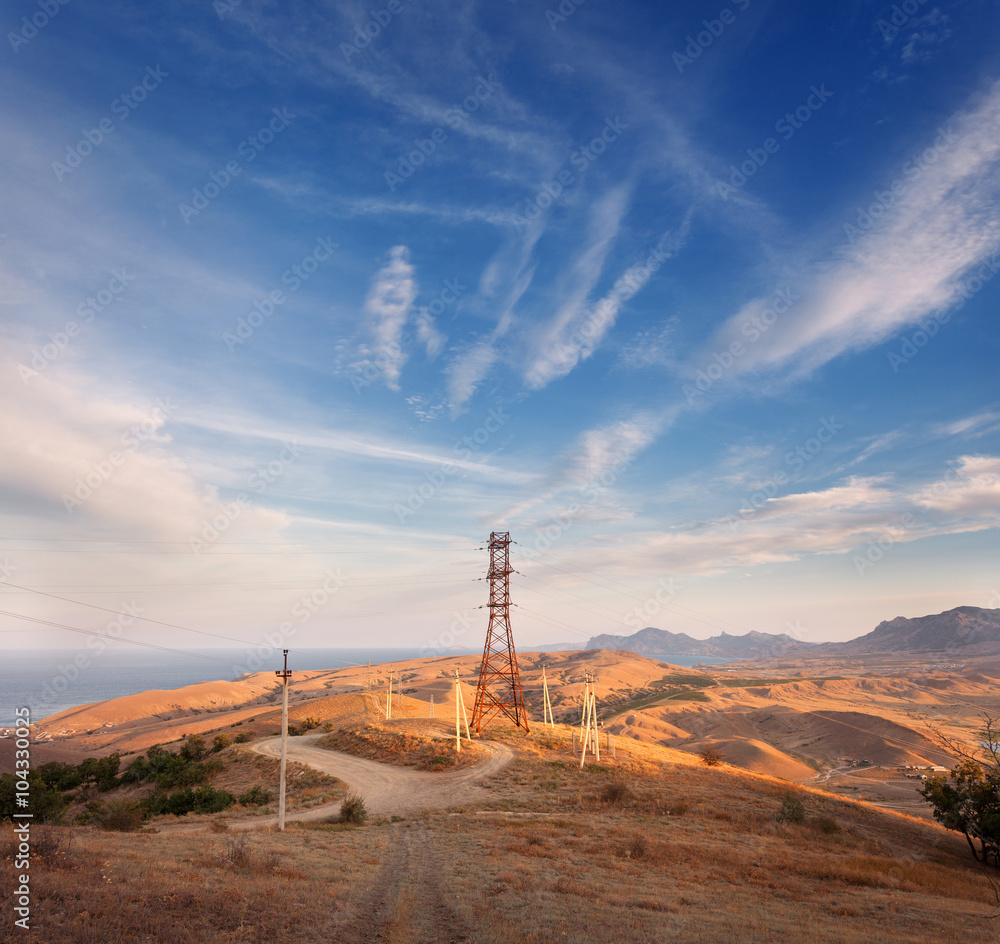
left=471, top=531, right=529, bottom=733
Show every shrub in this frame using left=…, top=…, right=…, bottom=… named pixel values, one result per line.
left=120, top=756, right=152, bottom=784
left=338, top=794, right=368, bottom=825
left=225, top=835, right=252, bottom=868
left=0, top=772, right=67, bottom=823
left=816, top=816, right=840, bottom=835
left=777, top=791, right=806, bottom=824
left=79, top=754, right=122, bottom=791
left=601, top=780, right=633, bottom=805
left=699, top=747, right=725, bottom=767
left=142, top=785, right=235, bottom=817
left=36, top=762, right=82, bottom=791
left=212, top=734, right=232, bottom=753
left=628, top=834, right=648, bottom=859
left=31, top=827, right=72, bottom=860
left=99, top=800, right=146, bottom=832
left=180, top=735, right=207, bottom=762
left=239, top=786, right=273, bottom=807
left=234, top=732, right=253, bottom=743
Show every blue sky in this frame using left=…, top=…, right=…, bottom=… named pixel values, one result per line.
left=2, top=0, right=999, bottom=657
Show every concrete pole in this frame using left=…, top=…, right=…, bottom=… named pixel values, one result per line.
left=542, top=666, right=554, bottom=727
left=455, top=670, right=461, bottom=753
left=276, top=649, right=291, bottom=831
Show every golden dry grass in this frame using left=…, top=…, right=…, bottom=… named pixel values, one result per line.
left=5, top=721, right=996, bottom=944
left=317, top=720, right=485, bottom=771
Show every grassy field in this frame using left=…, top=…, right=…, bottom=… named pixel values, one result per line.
left=2, top=724, right=998, bottom=943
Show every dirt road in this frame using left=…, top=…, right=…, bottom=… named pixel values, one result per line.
left=250, top=732, right=513, bottom=822
left=334, top=824, right=470, bottom=944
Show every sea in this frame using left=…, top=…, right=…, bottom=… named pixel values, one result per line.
left=0, top=647, right=732, bottom=728
left=0, top=647, right=475, bottom=728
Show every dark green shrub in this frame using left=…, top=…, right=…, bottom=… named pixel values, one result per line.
left=180, top=735, right=207, bottom=762
left=36, top=762, right=82, bottom=791
left=0, top=772, right=67, bottom=823
left=338, top=794, right=367, bottom=825
left=99, top=799, right=146, bottom=832
left=239, top=786, right=272, bottom=807
left=777, top=791, right=806, bottom=824
left=212, top=734, right=233, bottom=753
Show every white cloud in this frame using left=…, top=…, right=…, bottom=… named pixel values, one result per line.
left=361, top=245, right=417, bottom=390
left=522, top=185, right=632, bottom=390
left=445, top=223, right=544, bottom=415
left=0, top=352, right=284, bottom=538
left=617, top=318, right=678, bottom=370
left=934, top=412, right=1000, bottom=438
left=607, top=459, right=1000, bottom=577
left=702, top=80, right=1000, bottom=384
left=502, top=410, right=670, bottom=523
left=414, top=310, right=446, bottom=359
left=445, top=341, right=500, bottom=414
left=913, top=455, right=1000, bottom=516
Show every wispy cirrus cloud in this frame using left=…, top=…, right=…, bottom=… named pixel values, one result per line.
left=701, top=80, right=1000, bottom=385
left=522, top=184, right=632, bottom=390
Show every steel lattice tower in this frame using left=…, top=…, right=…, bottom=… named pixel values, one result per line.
left=471, top=531, right=529, bottom=733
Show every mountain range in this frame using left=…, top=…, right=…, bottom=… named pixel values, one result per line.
left=583, top=606, right=1000, bottom=660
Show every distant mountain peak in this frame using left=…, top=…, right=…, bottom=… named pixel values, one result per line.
left=585, top=626, right=815, bottom=659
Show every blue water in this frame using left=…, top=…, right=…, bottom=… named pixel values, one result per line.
left=0, top=647, right=475, bottom=727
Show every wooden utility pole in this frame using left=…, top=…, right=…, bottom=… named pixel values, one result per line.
left=386, top=665, right=393, bottom=720
left=578, top=672, right=599, bottom=769
left=454, top=669, right=471, bottom=752
left=541, top=665, right=555, bottom=727
left=429, top=694, right=434, bottom=719
left=275, top=649, right=292, bottom=831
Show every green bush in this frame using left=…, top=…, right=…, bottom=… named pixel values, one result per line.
left=777, top=791, right=806, bottom=824
left=338, top=794, right=368, bottom=825
left=212, top=734, right=233, bottom=753
left=143, top=785, right=235, bottom=817
left=180, top=735, right=207, bottom=762
left=239, top=786, right=272, bottom=807
left=98, top=799, right=146, bottom=832
left=0, top=772, right=67, bottom=823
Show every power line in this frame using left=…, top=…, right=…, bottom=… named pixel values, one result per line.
left=0, top=580, right=270, bottom=649
left=0, top=610, right=251, bottom=667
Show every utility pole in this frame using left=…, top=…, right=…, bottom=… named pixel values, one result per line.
left=578, top=672, right=599, bottom=769
left=386, top=665, right=393, bottom=720
left=471, top=531, right=529, bottom=733
left=454, top=669, right=471, bottom=752
left=275, top=649, right=292, bottom=831
left=541, top=665, right=555, bottom=727
left=429, top=694, right=434, bottom=719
